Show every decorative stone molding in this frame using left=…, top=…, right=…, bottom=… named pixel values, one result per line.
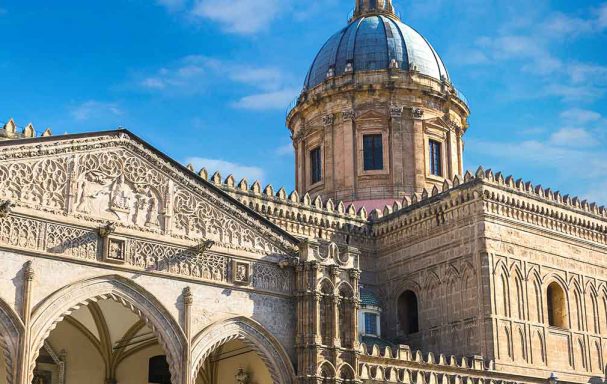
left=322, top=114, right=335, bottom=127
left=98, top=222, right=116, bottom=238
left=232, top=260, right=252, bottom=285
left=390, top=105, right=403, bottom=118
left=102, top=236, right=127, bottom=264
left=411, top=108, right=424, bottom=119
left=190, top=317, right=295, bottom=384
left=342, top=110, right=355, bottom=121
left=0, top=200, right=14, bottom=219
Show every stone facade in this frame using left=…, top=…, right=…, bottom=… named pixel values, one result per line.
left=1, top=129, right=605, bottom=384
left=1, top=1, right=606, bottom=383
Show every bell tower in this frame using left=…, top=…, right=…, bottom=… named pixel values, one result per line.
left=287, top=0, right=470, bottom=207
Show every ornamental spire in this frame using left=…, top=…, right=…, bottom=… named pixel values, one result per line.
left=353, top=0, right=396, bottom=20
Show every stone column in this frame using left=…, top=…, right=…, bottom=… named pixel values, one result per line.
left=390, top=105, right=404, bottom=196
left=411, top=108, right=426, bottom=192
left=342, top=110, right=356, bottom=201
left=323, top=114, right=335, bottom=196
left=183, top=287, right=193, bottom=384
left=17, top=261, right=35, bottom=384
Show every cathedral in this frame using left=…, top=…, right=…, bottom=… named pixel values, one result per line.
left=0, top=0, right=606, bottom=383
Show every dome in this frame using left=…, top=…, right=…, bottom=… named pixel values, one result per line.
left=304, top=15, right=450, bottom=90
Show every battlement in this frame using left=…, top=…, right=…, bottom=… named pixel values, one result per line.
left=0, top=118, right=52, bottom=140
left=358, top=341, right=537, bottom=383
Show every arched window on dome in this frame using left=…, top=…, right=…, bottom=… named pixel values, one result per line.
left=398, top=290, right=419, bottom=335
left=369, top=0, right=377, bottom=9
left=547, top=282, right=568, bottom=328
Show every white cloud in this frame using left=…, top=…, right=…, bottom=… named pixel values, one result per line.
left=467, top=107, right=607, bottom=204
left=138, top=56, right=214, bottom=94
left=232, top=88, right=299, bottom=111
left=137, top=55, right=299, bottom=110
left=191, top=0, right=281, bottom=35
left=548, top=127, right=596, bottom=148
left=185, top=157, right=264, bottom=182
left=542, top=84, right=604, bottom=101
left=560, top=108, right=602, bottom=124
left=70, top=101, right=123, bottom=121
left=598, top=3, right=607, bottom=29
left=275, top=143, right=293, bottom=156
left=567, top=63, right=607, bottom=85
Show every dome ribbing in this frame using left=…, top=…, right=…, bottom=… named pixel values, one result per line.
left=304, top=15, right=450, bottom=90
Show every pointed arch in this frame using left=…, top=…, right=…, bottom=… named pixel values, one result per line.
left=528, top=271, right=543, bottom=323
left=531, top=330, right=545, bottom=364
left=318, top=361, right=336, bottom=382
left=0, top=298, right=22, bottom=384
left=511, top=269, right=525, bottom=320
left=318, top=278, right=335, bottom=294
left=572, top=284, right=584, bottom=331
left=337, top=282, right=355, bottom=348
left=586, top=284, right=599, bottom=334
left=461, top=264, right=476, bottom=319
left=191, top=317, right=295, bottom=384
left=28, top=275, right=186, bottom=384
left=337, top=362, right=355, bottom=380
left=495, top=265, right=510, bottom=317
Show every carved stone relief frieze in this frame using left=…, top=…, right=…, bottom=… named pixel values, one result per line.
left=0, top=158, right=68, bottom=211
left=73, top=151, right=166, bottom=231
left=0, top=135, right=297, bottom=256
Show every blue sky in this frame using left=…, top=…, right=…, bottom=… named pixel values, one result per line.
left=1, top=0, right=606, bottom=204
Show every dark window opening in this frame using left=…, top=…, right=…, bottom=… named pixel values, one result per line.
left=363, top=134, right=384, bottom=171
left=398, top=290, right=419, bottom=335
left=429, top=140, right=442, bottom=176
left=310, top=147, right=322, bottom=184
left=148, top=355, right=171, bottom=384
left=364, top=312, right=378, bottom=335
left=547, top=282, right=567, bottom=328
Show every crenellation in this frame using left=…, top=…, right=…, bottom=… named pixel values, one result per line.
left=210, top=171, right=221, bottom=184
left=251, top=180, right=261, bottom=194
left=224, top=174, right=235, bottom=187
left=1, top=118, right=54, bottom=141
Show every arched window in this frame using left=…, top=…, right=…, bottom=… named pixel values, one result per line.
left=398, top=290, right=419, bottom=335
left=319, top=282, right=333, bottom=345
left=370, top=0, right=378, bottom=9
left=148, top=355, right=171, bottom=384
left=338, top=284, right=354, bottom=348
left=547, top=282, right=567, bottom=328
left=319, top=362, right=335, bottom=384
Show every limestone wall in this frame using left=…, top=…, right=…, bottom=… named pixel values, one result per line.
left=483, top=190, right=607, bottom=381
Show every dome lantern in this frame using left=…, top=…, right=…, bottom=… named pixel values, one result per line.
left=353, top=0, right=396, bottom=20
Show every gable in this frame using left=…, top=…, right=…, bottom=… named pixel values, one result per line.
left=0, top=130, right=298, bottom=257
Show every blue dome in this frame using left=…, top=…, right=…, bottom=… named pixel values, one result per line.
left=304, top=15, right=450, bottom=89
